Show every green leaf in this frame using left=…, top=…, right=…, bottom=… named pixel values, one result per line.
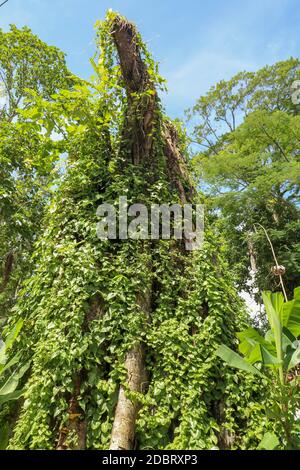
left=0, top=388, right=25, bottom=406
left=4, top=319, right=23, bottom=351
left=215, top=345, right=265, bottom=378
left=260, top=345, right=282, bottom=366
left=247, top=343, right=262, bottom=364
left=281, top=291, right=300, bottom=338
left=262, top=292, right=283, bottom=375
left=237, top=327, right=279, bottom=365
left=0, top=374, right=19, bottom=396
left=258, top=432, right=280, bottom=450
left=0, top=353, right=21, bottom=377
left=287, top=344, right=300, bottom=371
left=282, top=327, right=297, bottom=352
left=265, top=403, right=282, bottom=420
left=0, top=343, right=6, bottom=366
left=270, top=292, right=284, bottom=319
left=0, top=361, right=29, bottom=397
left=237, top=327, right=266, bottom=357
left=265, top=329, right=274, bottom=343
left=13, top=361, right=31, bottom=381
left=0, top=423, right=9, bottom=450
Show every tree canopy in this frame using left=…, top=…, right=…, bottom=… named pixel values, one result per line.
left=0, top=26, right=72, bottom=322
left=189, top=59, right=300, bottom=298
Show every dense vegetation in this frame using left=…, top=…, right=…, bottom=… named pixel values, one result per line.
left=188, top=60, right=300, bottom=299
left=0, top=11, right=299, bottom=450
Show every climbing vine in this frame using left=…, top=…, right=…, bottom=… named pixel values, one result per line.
left=5, top=11, right=270, bottom=450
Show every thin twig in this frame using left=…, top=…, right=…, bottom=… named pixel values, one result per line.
left=0, top=1, right=9, bottom=8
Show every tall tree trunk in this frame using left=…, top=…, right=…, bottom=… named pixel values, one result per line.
left=108, top=15, right=196, bottom=450
left=111, top=15, right=157, bottom=166
left=109, top=344, right=147, bottom=450
left=108, top=16, right=156, bottom=450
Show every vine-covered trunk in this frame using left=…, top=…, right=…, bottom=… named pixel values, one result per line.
left=108, top=16, right=195, bottom=449
left=8, top=11, right=266, bottom=451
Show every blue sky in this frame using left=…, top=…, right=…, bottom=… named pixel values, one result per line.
left=0, top=0, right=299, bottom=117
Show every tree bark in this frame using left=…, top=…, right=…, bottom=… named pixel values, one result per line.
left=163, top=121, right=195, bottom=204
left=247, top=236, right=257, bottom=272
left=109, top=344, right=147, bottom=450
left=111, top=15, right=157, bottom=166
left=0, top=250, right=14, bottom=293
left=56, top=373, right=87, bottom=450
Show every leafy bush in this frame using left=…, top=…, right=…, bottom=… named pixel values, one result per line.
left=217, top=288, right=300, bottom=449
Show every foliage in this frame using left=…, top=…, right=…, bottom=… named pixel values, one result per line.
left=188, top=59, right=300, bottom=299
left=216, top=288, right=300, bottom=449
left=0, top=319, right=29, bottom=449
left=0, top=26, right=73, bottom=321
left=0, top=25, right=72, bottom=122
left=5, top=11, right=269, bottom=450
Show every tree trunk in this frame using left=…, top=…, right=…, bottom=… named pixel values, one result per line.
left=0, top=250, right=14, bottom=293
left=111, top=15, right=157, bottom=166
left=56, top=295, right=105, bottom=450
left=247, top=236, right=257, bottom=272
left=108, top=16, right=156, bottom=450
left=108, top=15, right=196, bottom=449
left=109, top=344, right=147, bottom=450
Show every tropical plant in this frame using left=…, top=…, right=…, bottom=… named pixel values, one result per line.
left=0, top=319, right=30, bottom=448
left=216, top=287, right=300, bottom=449
left=188, top=59, right=300, bottom=299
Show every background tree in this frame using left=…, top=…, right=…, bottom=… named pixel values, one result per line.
left=188, top=59, right=300, bottom=300
left=0, top=25, right=71, bottom=121
left=0, top=26, right=73, bottom=321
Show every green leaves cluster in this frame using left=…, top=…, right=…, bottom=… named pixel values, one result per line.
left=0, top=25, right=72, bottom=121
left=0, top=319, right=29, bottom=449
left=189, top=58, right=300, bottom=298
left=0, top=319, right=28, bottom=405
left=217, top=288, right=300, bottom=449
left=0, top=25, right=73, bottom=321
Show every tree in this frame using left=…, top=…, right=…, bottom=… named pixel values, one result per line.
left=0, top=25, right=71, bottom=122
left=6, top=12, right=267, bottom=450
left=0, top=26, right=73, bottom=320
left=189, top=59, right=300, bottom=299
